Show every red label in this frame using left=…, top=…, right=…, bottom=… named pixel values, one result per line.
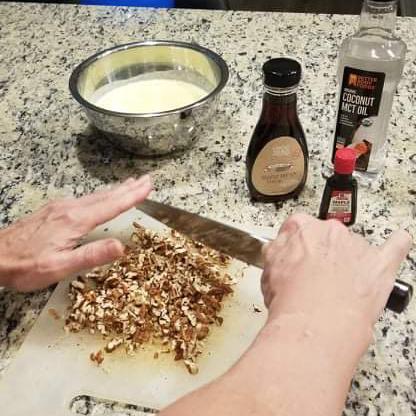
left=327, top=190, right=352, bottom=223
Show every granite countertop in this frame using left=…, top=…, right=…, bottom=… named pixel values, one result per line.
left=0, top=2, right=415, bottom=415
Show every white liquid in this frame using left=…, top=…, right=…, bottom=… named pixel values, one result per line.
left=92, top=75, right=209, bottom=114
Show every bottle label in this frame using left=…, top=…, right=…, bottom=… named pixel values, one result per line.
left=327, top=190, right=352, bottom=223
left=333, top=67, right=385, bottom=172
left=251, top=136, right=305, bottom=196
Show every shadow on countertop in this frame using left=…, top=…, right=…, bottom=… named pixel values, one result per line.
left=74, top=125, right=190, bottom=183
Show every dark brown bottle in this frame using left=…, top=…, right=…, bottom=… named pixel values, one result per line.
left=319, top=147, right=358, bottom=226
left=246, top=58, right=308, bottom=202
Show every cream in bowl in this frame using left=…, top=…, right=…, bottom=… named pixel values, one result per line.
left=69, top=41, right=229, bottom=156
left=91, top=72, right=209, bottom=114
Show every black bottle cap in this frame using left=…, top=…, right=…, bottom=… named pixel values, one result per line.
left=386, top=280, right=413, bottom=313
left=263, top=58, right=302, bottom=88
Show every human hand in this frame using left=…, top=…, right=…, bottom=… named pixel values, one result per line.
left=0, top=176, right=152, bottom=292
left=261, top=214, right=412, bottom=353
left=161, top=215, right=412, bottom=416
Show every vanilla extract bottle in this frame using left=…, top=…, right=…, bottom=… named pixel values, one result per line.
left=319, top=148, right=358, bottom=226
left=246, top=58, right=308, bottom=202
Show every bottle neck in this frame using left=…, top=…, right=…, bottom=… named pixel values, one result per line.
left=359, top=0, right=398, bottom=34
left=334, top=172, right=353, bottom=183
left=262, top=84, right=298, bottom=116
left=264, top=84, right=298, bottom=99
left=261, top=86, right=297, bottom=124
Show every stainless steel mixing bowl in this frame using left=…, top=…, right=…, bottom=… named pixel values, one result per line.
left=69, top=40, right=229, bottom=156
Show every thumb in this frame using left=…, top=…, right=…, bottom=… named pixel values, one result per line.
left=57, top=238, right=125, bottom=275
left=380, top=230, right=413, bottom=277
left=372, top=230, right=412, bottom=317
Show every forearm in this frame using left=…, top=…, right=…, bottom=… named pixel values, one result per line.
left=161, top=313, right=371, bottom=416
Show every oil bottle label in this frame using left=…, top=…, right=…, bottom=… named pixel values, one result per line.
left=333, top=67, right=385, bottom=172
left=327, top=190, right=352, bottom=223
left=251, top=136, right=305, bottom=196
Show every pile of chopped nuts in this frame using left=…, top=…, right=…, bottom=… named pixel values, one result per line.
left=65, top=223, right=235, bottom=374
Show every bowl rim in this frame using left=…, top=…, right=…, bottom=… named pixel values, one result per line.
left=69, top=40, right=229, bottom=118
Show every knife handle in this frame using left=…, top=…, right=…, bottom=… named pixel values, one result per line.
left=387, top=280, right=413, bottom=313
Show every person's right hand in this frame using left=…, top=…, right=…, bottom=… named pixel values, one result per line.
left=261, top=214, right=412, bottom=355
left=161, top=215, right=412, bottom=416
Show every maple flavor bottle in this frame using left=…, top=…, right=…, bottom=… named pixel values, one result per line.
left=319, top=148, right=358, bottom=226
left=330, top=0, right=406, bottom=180
left=246, top=58, right=308, bottom=203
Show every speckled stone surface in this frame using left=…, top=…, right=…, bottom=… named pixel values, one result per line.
left=0, top=2, right=415, bottom=415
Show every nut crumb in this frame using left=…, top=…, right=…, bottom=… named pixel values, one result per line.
left=104, top=338, right=123, bottom=353
left=90, top=350, right=104, bottom=365
left=65, top=224, right=234, bottom=374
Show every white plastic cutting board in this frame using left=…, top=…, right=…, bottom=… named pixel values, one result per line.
left=0, top=208, right=274, bottom=416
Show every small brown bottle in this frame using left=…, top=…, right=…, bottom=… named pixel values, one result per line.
left=246, top=58, right=308, bottom=202
left=319, top=147, right=358, bottom=226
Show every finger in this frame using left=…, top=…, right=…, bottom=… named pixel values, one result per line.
left=75, top=176, right=147, bottom=207
left=278, top=213, right=316, bottom=236
left=81, top=176, right=152, bottom=228
left=369, top=231, right=412, bottom=318
left=263, top=232, right=289, bottom=266
left=261, top=241, right=277, bottom=267
left=271, top=213, right=316, bottom=251
left=260, top=270, right=272, bottom=307
left=261, top=242, right=272, bottom=257
left=55, top=238, right=125, bottom=276
left=262, top=214, right=314, bottom=265
left=379, top=230, right=413, bottom=276
left=261, top=221, right=293, bottom=264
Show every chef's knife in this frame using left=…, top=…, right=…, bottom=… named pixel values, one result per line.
left=138, top=200, right=412, bottom=314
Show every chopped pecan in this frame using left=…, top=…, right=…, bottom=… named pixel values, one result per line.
left=90, top=350, right=104, bottom=365
left=65, top=224, right=234, bottom=374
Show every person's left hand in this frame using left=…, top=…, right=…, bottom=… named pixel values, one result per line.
left=0, top=176, right=152, bottom=292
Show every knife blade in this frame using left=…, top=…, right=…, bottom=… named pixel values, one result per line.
left=139, top=199, right=269, bottom=268
left=137, top=199, right=412, bottom=314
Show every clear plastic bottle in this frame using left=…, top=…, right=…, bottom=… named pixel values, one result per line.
left=329, top=0, right=406, bottom=182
